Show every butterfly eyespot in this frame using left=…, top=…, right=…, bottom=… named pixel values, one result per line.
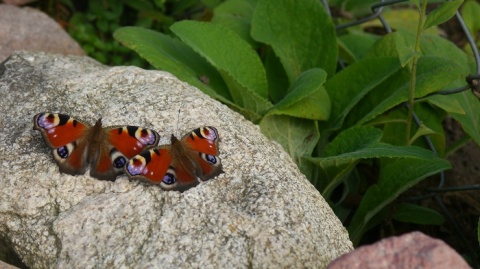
left=162, top=173, right=176, bottom=185
left=113, top=156, right=127, bottom=168
left=110, top=150, right=127, bottom=169
left=53, top=143, right=75, bottom=161
left=200, top=153, right=220, bottom=166
left=206, top=154, right=217, bottom=164
left=56, top=146, right=69, bottom=158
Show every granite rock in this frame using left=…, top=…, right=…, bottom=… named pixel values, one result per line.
left=0, top=51, right=353, bottom=268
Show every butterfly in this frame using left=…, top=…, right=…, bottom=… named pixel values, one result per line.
left=33, top=113, right=160, bottom=181
left=125, top=126, right=223, bottom=191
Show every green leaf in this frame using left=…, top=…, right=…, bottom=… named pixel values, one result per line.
left=171, top=21, right=272, bottom=117
left=450, top=91, right=480, bottom=146
left=259, top=115, right=320, bottom=179
left=338, top=31, right=380, bottom=63
left=395, top=29, right=420, bottom=67
left=409, top=123, right=436, bottom=145
left=113, top=27, right=262, bottom=121
left=423, top=0, right=463, bottom=31
left=393, top=203, right=444, bottom=225
left=322, top=57, right=401, bottom=131
left=461, top=0, right=480, bottom=37
left=323, top=126, right=383, bottom=157
left=348, top=157, right=451, bottom=243
left=343, top=56, right=463, bottom=128
left=307, top=126, right=439, bottom=194
left=266, top=68, right=330, bottom=120
left=311, top=140, right=437, bottom=168
left=361, top=9, right=441, bottom=36
left=380, top=104, right=446, bottom=156
left=211, top=0, right=256, bottom=46
left=409, top=0, right=420, bottom=8
left=265, top=50, right=290, bottom=104
left=170, top=20, right=268, bottom=99
left=427, top=94, right=465, bottom=115
left=251, top=0, right=337, bottom=83
left=113, top=27, right=230, bottom=99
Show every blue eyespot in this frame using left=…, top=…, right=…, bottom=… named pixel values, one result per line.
left=205, top=154, right=217, bottom=165
left=113, top=156, right=127, bottom=168
left=163, top=173, right=176, bottom=185
left=56, top=146, right=69, bottom=159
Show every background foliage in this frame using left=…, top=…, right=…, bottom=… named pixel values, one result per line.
left=36, top=0, right=480, bottom=266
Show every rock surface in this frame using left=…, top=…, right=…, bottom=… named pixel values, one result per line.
left=0, top=51, right=353, bottom=268
left=0, top=4, right=84, bottom=63
left=327, top=232, right=471, bottom=269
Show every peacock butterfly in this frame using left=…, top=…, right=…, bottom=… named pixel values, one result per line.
left=125, top=126, right=223, bottom=191
left=33, top=112, right=160, bottom=181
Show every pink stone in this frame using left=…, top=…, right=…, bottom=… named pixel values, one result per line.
left=328, top=232, right=471, bottom=269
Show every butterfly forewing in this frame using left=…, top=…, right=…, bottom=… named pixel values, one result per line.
left=107, top=126, right=160, bottom=158
left=182, top=126, right=220, bottom=156
left=34, top=113, right=90, bottom=148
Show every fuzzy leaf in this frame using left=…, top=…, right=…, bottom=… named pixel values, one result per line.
left=323, top=57, right=401, bottom=131
left=113, top=27, right=230, bottom=100
left=260, top=115, right=319, bottom=179
left=393, top=203, right=444, bottom=225
left=423, top=0, right=463, bottom=31
left=251, top=0, right=337, bottom=82
left=307, top=126, right=438, bottom=194
left=171, top=21, right=272, bottom=118
left=349, top=157, right=451, bottom=243
left=267, top=68, right=330, bottom=120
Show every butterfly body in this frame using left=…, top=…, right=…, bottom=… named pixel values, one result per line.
left=33, top=113, right=160, bottom=181
left=125, top=127, right=223, bottom=191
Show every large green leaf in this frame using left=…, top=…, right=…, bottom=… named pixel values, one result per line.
left=338, top=31, right=380, bottom=63
left=251, top=0, right=337, bottom=82
left=427, top=94, right=465, bottom=115
left=343, top=56, right=463, bottom=128
left=348, top=157, right=451, bottom=243
left=393, top=203, right=445, bottom=225
left=265, top=49, right=290, bottom=104
left=461, top=0, right=480, bottom=37
left=259, top=115, right=319, bottom=179
left=307, top=126, right=438, bottom=194
left=322, top=57, right=401, bottom=132
left=113, top=27, right=230, bottom=99
left=171, top=21, right=272, bottom=118
left=450, top=91, right=480, bottom=146
left=211, top=0, right=256, bottom=46
left=114, top=26, right=264, bottom=121
left=380, top=104, right=446, bottom=155
left=423, top=0, right=463, bottom=31
left=266, top=68, right=330, bottom=120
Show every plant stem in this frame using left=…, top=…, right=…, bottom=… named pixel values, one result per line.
left=406, top=0, right=428, bottom=145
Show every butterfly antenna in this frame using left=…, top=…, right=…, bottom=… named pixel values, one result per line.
left=175, top=109, right=181, bottom=136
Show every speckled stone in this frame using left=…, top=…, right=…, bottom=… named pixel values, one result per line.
left=0, top=51, right=353, bottom=268
left=327, top=232, right=471, bottom=269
